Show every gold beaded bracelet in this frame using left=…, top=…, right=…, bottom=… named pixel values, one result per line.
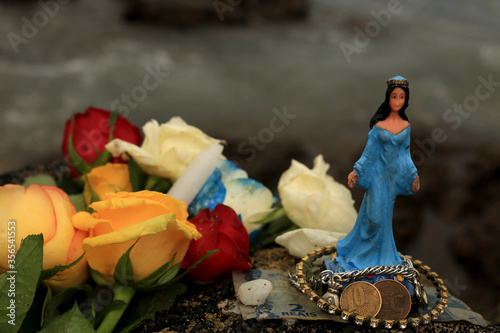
left=290, top=245, right=449, bottom=329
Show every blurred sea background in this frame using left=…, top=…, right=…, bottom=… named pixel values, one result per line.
left=1, top=0, right=499, bottom=324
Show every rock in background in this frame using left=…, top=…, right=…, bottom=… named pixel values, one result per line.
left=122, top=0, right=310, bottom=25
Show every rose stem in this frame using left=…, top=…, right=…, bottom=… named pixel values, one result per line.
left=96, top=284, right=136, bottom=333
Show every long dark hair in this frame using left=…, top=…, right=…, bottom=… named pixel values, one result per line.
left=369, top=84, right=410, bottom=129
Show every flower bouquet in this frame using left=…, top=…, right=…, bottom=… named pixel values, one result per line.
left=1, top=107, right=287, bottom=332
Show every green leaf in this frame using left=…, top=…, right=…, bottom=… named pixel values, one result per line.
left=113, top=241, right=138, bottom=287
left=267, top=215, right=297, bottom=235
left=171, top=249, right=219, bottom=284
left=67, top=119, right=92, bottom=175
left=18, top=281, right=50, bottom=332
left=42, top=284, right=94, bottom=328
left=144, top=176, right=172, bottom=193
left=40, top=253, right=85, bottom=281
left=56, top=173, right=84, bottom=195
left=39, top=303, right=95, bottom=333
left=22, top=174, right=57, bottom=188
left=39, top=284, right=53, bottom=328
left=250, top=214, right=298, bottom=252
left=69, top=193, right=87, bottom=212
left=137, top=283, right=187, bottom=317
left=114, top=283, right=187, bottom=333
left=0, top=234, right=44, bottom=333
left=137, top=263, right=182, bottom=292
left=128, top=155, right=147, bottom=192
left=252, top=205, right=286, bottom=225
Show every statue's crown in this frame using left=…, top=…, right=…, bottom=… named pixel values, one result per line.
left=387, top=76, right=409, bottom=86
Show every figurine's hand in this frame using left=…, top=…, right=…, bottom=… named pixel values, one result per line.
left=412, top=175, right=420, bottom=193
left=348, top=171, right=357, bottom=188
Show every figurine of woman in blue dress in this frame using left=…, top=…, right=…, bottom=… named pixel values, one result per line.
left=326, top=76, right=420, bottom=277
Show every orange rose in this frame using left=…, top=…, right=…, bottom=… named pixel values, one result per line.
left=84, top=163, right=132, bottom=204
left=0, top=184, right=89, bottom=292
left=72, top=191, right=201, bottom=283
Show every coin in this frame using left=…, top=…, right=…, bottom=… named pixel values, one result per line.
left=374, top=279, right=412, bottom=320
left=339, top=281, right=382, bottom=317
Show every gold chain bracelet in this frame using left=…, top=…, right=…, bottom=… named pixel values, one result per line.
left=289, top=245, right=449, bottom=329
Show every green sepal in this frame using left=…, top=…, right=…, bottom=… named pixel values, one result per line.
left=84, top=174, right=101, bottom=207
left=67, top=118, right=92, bottom=175
left=133, top=256, right=176, bottom=290
left=40, top=252, right=85, bottom=281
left=113, top=240, right=139, bottom=287
left=90, top=268, right=111, bottom=287
left=136, top=262, right=182, bottom=292
left=0, top=234, right=44, bottom=333
left=128, top=155, right=147, bottom=192
left=107, top=111, right=119, bottom=142
left=90, top=150, right=111, bottom=169
left=134, top=249, right=219, bottom=291
left=39, top=302, right=95, bottom=333
left=22, top=174, right=58, bottom=188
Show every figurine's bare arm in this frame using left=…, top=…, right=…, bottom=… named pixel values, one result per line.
left=348, top=170, right=357, bottom=188
left=412, top=175, right=420, bottom=193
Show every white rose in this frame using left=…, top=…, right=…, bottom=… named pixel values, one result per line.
left=106, top=117, right=221, bottom=181
left=223, top=178, right=274, bottom=234
left=278, top=155, right=357, bottom=234
left=275, top=228, right=347, bottom=258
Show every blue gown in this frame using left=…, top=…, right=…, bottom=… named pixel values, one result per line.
left=326, top=125, right=418, bottom=272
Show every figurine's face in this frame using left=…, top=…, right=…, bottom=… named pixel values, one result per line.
left=389, top=87, right=406, bottom=112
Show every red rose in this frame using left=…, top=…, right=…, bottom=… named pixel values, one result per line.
left=181, top=204, right=252, bottom=282
left=62, top=107, right=142, bottom=178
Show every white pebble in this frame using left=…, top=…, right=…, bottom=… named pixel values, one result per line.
left=238, top=279, right=273, bottom=306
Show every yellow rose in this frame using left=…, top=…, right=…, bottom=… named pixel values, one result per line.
left=0, top=184, right=89, bottom=292
left=84, top=163, right=132, bottom=204
left=105, top=117, right=221, bottom=182
left=72, top=191, right=201, bottom=283
left=278, top=155, right=357, bottom=233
